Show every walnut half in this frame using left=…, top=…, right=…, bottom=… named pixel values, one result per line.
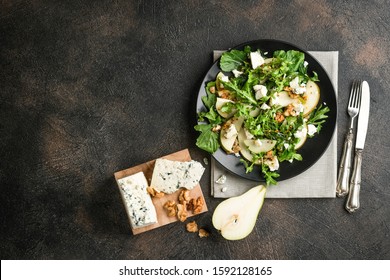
left=163, top=200, right=177, bottom=217
left=177, top=202, right=188, bottom=222
left=188, top=196, right=204, bottom=214
left=178, top=189, right=191, bottom=204
left=147, top=187, right=165, bottom=198
left=186, top=221, right=198, bottom=233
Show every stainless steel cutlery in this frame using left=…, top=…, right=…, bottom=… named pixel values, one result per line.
left=336, top=80, right=370, bottom=212
left=336, top=81, right=362, bottom=197
left=345, top=81, right=370, bottom=212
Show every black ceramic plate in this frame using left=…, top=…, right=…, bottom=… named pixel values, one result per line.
left=196, top=39, right=337, bottom=182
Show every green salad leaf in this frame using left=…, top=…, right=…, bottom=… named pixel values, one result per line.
left=220, top=48, right=248, bottom=72
left=194, top=124, right=220, bottom=153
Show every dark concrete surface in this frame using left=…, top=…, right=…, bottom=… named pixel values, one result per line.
left=1, top=0, right=389, bottom=259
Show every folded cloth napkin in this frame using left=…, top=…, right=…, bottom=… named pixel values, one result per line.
left=211, top=50, right=339, bottom=198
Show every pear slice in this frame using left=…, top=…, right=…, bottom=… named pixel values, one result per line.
left=220, top=132, right=237, bottom=153
left=271, top=91, right=295, bottom=107
left=212, top=185, right=267, bottom=240
left=244, top=139, right=276, bottom=154
left=216, top=72, right=226, bottom=91
left=302, top=81, right=320, bottom=116
left=220, top=117, right=244, bottom=153
left=237, top=129, right=261, bottom=164
left=215, top=97, right=236, bottom=119
left=294, top=124, right=308, bottom=150
left=247, top=105, right=261, bottom=117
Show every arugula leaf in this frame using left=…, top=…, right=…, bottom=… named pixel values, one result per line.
left=261, top=164, right=280, bottom=186
left=278, top=145, right=303, bottom=162
left=194, top=124, right=220, bottom=153
left=307, top=104, right=330, bottom=126
left=273, top=50, right=305, bottom=73
left=201, top=81, right=217, bottom=109
left=220, top=49, right=247, bottom=72
left=221, top=79, right=257, bottom=105
left=198, top=107, right=222, bottom=125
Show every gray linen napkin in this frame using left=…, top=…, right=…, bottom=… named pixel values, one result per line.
left=211, top=50, right=339, bottom=198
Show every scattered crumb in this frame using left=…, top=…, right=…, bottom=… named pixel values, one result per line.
left=198, top=228, right=210, bottom=238
left=215, top=175, right=226, bottom=184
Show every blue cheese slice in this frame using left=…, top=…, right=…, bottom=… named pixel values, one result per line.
left=117, top=172, right=157, bottom=229
left=150, top=159, right=205, bottom=194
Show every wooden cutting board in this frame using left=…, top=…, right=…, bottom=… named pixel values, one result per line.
left=114, top=149, right=208, bottom=235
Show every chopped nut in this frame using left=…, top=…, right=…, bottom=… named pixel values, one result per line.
left=147, top=187, right=165, bottom=198
left=265, top=150, right=274, bottom=159
left=283, top=104, right=296, bottom=117
left=198, top=228, right=209, bottom=238
left=187, top=198, right=195, bottom=212
left=275, top=112, right=285, bottom=123
left=193, top=198, right=204, bottom=214
left=218, top=89, right=232, bottom=99
left=177, top=202, right=188, bottom=222
left=212, top=124, right=221, bottom=132
left=186, top=221, right=198, bottom=232
left=284, top=86, right=299, bottom=99
left=163, top=200, right=177, bottom=217
left=187, top=196, right=204, bottom=214
left=193, top=197, right=204, bottom=214
left=209, top=86, right=216, bottom=94
left=178, top=189, right=191, bottom=204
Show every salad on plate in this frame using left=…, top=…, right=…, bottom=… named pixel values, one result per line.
left=195, top=46, right=330, bottom=185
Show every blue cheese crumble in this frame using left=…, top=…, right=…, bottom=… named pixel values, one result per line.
left=117, top=172, right=157, bottom=229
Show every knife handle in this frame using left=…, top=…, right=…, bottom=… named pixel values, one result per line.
left=346, top=149, right=363, bottom=213
left=336, top=129, right=353, bottom=197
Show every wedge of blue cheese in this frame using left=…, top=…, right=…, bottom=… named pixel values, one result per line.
left=117, top=172, right=157, bottom=229
left=151, top=159, right=205, bottom=194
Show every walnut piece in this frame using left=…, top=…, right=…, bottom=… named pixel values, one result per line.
left=275, top=112, right=285, bottom=123
left=198, top=228, right=209, bottom=238
left=163, top=200, right=177, bottom=217
left=186, top=221, right=198, bottom=233
left=188, top=196, right=204, bottom=214
left=147, top=187, right=165, bottom=198
left=178, top=189, right=191, bottom=204
left=177, top=202, right=188, bottom=222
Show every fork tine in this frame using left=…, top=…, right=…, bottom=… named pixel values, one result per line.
left=350, top=80, right=362, bottom=109
left=349, top=81, right=358, bottom=107
left=355, top=80, right=362, bottom=108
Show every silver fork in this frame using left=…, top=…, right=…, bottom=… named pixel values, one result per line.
left=336, top=80, right=362, bottom=197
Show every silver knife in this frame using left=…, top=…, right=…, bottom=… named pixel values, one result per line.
left=346, top=81, right=370, bottom=213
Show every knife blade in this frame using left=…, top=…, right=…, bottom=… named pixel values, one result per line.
left=355, top=81, right=370, bottom=149
left=346, top=81, right=370, bottom=213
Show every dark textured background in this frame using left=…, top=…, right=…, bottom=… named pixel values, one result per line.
left=1, top=0, right=389, bottom=259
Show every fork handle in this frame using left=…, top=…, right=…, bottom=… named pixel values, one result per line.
left=336, top=129, right=353, bottom=197
left=345, top=149, right=363, bottom=213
